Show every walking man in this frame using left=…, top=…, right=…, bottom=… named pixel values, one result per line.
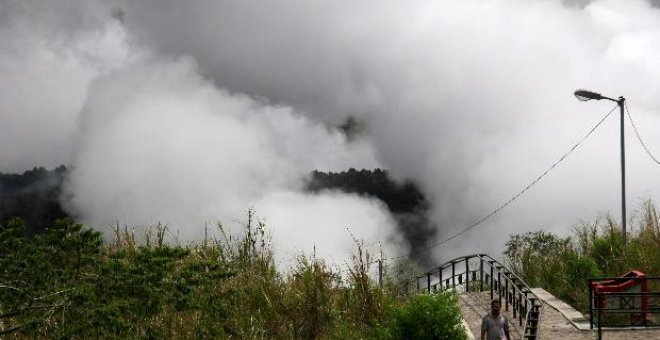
left=481, top=299, right=510, bottom=340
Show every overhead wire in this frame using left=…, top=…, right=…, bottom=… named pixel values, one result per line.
left=625, top=102, right=660, bottom=166
left=381, top=104, right=619, bottom=263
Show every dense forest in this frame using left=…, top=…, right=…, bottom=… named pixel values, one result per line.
left=0, top=167, right=434, bottom=255
left=308, top=169, right=436, bottom=260
left=0, top=166, right=69, bottom=235
left=308, top=168, right=426, bottom=214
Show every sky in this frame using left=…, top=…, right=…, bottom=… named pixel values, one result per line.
left=1, top=0, right=659, bottom=267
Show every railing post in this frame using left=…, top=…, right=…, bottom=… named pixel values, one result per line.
left=452, top=261, right=456, bottom=289
left=439, top=267, right=443, bottom=291
left=597, top=295, right=602, bottom=340
left=427, top=273, right=431, bottom=293
left=497, top=271, right=502, bottom=302
left=480, top=257, right=484, bottom=291
left=588, top=279, right=593, bottom=329
left=513, top=291, right=518, bottom=319
left=490, top=261, right=494, bottom=300
left=643, top=291, right=648, bottom=326
left=518, top=293, right=529, bottom=326
left=505, top=276, right=509, bottom=311
left=465, top=258, right=470, bottom=292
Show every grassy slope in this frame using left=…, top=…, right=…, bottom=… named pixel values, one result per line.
left=0, top=212, right=466, bottom=339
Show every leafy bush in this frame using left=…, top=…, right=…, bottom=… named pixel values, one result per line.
left=377, top=291, right=467, bottom=340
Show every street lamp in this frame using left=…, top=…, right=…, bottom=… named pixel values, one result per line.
left=574, top=89, right=627, bottom=247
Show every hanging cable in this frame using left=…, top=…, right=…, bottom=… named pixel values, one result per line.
left=382, top=104, right=619, bottom=263
left=625, top=102, right=660, bottom=166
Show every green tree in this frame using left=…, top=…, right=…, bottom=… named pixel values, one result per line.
left=0, top=218, right=101, bottom=337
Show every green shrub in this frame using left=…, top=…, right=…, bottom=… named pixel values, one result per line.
left=378, top=291, right=467, bottom=340
left=562, top=254, right=601, bottom=310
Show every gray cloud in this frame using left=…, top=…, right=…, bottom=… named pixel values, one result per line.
left=2, top=0, right=660, bottom=264
left=115, top=0, right=660, bottom=259
left=0, top=0, right=136, bottom=172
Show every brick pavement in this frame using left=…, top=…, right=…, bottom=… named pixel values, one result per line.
left=459, top=290, right=660, bottom=340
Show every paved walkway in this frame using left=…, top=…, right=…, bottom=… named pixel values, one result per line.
left=459, top=290, right=660, bottom=340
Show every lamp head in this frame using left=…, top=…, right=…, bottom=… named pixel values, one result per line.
left=574, top=89, right=604, bottom=101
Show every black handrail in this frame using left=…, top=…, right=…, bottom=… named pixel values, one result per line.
left=416, top=254, right=543, bottom=340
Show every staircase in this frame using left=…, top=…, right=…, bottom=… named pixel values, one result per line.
left=416, top=254, right=543, bottom=340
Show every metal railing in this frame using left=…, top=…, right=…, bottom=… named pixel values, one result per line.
left=589, top=276, right=660, bottom=340
left=416, top=254, right=543, bottom=340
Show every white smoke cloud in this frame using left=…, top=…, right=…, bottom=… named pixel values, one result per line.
left=65, top=57, right=391, bottom=261
left=255, top=190, right=404, bottom=267
left=3, top=0, right=660, bottom=265
left=114, top=0, right=660, bottom=260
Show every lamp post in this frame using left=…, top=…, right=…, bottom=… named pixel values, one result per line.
left=574, top=89, right=626, bottom=247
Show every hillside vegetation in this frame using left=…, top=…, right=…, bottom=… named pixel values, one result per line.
left=0, top=167, right=431, bottom=245
left=0, top=166, right=68, bottom=234
left=0, top=211, right=466, bottom=339
left=505, top=199, right=660, bottom=312
left=308, top=169, right=435, bottom=262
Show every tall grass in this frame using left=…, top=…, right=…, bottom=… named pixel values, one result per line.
left=0, top=209, right=465, bottom=339
left=505, top=199, right=660, bottom=311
